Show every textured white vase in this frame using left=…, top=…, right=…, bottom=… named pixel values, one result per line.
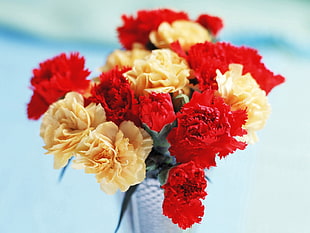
left=127, top=178, right=195, bottom=233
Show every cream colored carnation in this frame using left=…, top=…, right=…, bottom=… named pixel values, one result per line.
left=73, top=121, right=153, bottom=195
left=40, top=92, right=106, bottom=169
left=123, top=49, right=190, bottom=96
left=216, top=64, right=271, bottom=143
left=149, top=20, right=212, bottom=51
left=99, top=46, right=151, bottom=72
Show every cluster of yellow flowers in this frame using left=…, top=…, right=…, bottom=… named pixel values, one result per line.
left=40, top=92, right=153, bottom=194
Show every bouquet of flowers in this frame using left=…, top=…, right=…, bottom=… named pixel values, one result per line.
left=27, top=8, right=285, bottom=231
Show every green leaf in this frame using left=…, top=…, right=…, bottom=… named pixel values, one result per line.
left=205, top=175, right=212, bottom=183
left=174, top=93, right=189, bottom=104
left=58, top=157, right=73, bottom=183
left=173, top=93, right=190, bottom=112
left=114, top=184, right=139, bottom=233
left=142, top=121, right=176, bottom=156
left=158, top=167, right=170, bottom=185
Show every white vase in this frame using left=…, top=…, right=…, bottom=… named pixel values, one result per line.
left=127, top=178, right=195, bottom=233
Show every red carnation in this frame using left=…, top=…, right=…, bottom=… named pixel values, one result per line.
left=187, top=41, right=285, bottom=94
left=87, top=67, right=140, bottom=126
left=196, top=14, right=223, bottom=36
left=27, top=52, right=91, bottom=120
left=117, top=8, right=189, bottom=49
left=138, top=93, right=176, bottom=132
left=167, top=90, right=247, bottom=169
left=162, top=161, right=207, bottom=229
left=163, top=198, right=205, bottom=230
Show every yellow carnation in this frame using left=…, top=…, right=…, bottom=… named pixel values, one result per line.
left=99, top=46, right=151, bottom=72
left=216, top=64, right=271, bottom=143
left=40, top=92, right=106, bottom=169
left=123, top=49, right=190, bottom=96
left=149, top=20, right=212, bottom=51
left=73, top=121, right=153, bottom=194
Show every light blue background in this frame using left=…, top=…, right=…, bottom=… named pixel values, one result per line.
left=0, top=0, right=309, bottom=232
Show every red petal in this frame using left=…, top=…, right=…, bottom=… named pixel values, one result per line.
left=27, top=91, right=50, bottom=120
left=196, top=14, right=224, bottom=36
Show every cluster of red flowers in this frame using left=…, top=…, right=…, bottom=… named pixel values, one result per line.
left=27, top=8, right=285, bottom=230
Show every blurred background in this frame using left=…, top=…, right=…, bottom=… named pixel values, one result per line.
left=0, top=0, right=309, bottom=232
